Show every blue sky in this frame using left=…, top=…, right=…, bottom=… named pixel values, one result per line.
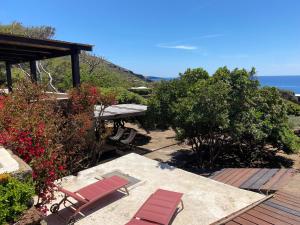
left=1, top=0, right=300, bottom=77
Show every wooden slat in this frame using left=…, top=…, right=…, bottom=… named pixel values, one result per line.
left=264, top=200, right=300, bottom=217
left=209, top=169, right=224, bottom=178
left=247, top=208, right=291, bottom=225
left=261, top=169, right=289, bottom=191
left=270, top=169, right=295, bottom=190
left=231, top=169, right=261, bottom=187
left=260, top=204, right=300, bottom=223
left=270, top=197, right=300, bottom=211
left=213, top=169, right=235, bottom=181
left=222, top=169, right=247, bottom=185
left=275, top=194, right=300, bottom=207
left=240, top=213, right=273, bottom=225
left=212, top=169, right=232, bottom=180
left=225, top=169, right=251, bottom=186
left=225, top=221, right=240, bottom=225
left=250, top=169, right=278, bottom=190
left=269, top=200, right=300, bottom=213
left=276, top=191, right=300, bottom=201
left=232, top=216, right=256, bottom=225
left=240, top=168, right=268, bottom=189
left=255, top=205, right=300, bottom=225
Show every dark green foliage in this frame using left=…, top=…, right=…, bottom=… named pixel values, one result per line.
left=0, top=177, right=35, bottom=225
left=148, top=66, right=300, bottom=167
left=285, top=100, right=300, bottom=116
left=279, top=89, right=299, bottom=103
left=128, top=88, right=152, bottom=96
left=278, top=126, right=300, bottom=153
left=103, top=87, right=147, bottom=105
left=180, top=68, right=209, bottom=84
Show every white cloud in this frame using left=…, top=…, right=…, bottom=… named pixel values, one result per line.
left=157, top=44, right=198, bottom=50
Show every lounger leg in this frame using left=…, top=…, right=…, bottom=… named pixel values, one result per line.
left=124, top=186, right=129, bottom=196
left=180, top=200, right=184, bottom=210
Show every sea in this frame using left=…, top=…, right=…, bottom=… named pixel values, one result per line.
left=256, top=75, right=300, bottom=94
left=148, top=75, right=300, bottom=94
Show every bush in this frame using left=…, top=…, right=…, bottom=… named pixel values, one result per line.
left=284, top=100, right=300, bottom=116
left=278, top=126, right=300, bottom=153
left=148, top=66, right=299, bottom=167
left=0, top=176, right=35, bottom=225
left=103, top=87, right=147, bottom=105
left=128, top=88, right=152, bottom=96
left=0, top=81, right=115, bottom=212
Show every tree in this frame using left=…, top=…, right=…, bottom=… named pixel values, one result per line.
left=147, top=66, right=300, bottom=168
left=180, top=67, right=209, bottom=84
left=173, top=79, right=230, bottom=167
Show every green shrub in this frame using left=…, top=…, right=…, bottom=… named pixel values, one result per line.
left=128, top=88, right=152, bottom=96
left=103, top=87, right=147, bottom=105
left=0, top=177, right=35, bottom=225
left=285, top=100, right=300, bottom=116
left=288, top=116, right=300, bottom=130
left=278, top=126, right=300, bottom=153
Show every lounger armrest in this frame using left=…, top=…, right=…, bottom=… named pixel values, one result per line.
left=55, top=184, right=88, bottom=204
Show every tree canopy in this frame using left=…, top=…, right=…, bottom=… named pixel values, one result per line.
left=147, top=67, right=300, bottom=167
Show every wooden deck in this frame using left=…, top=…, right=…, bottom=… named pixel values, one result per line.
left=210, top=168, right=297, bottom=193
left=218, top=191, right=300, bottom=225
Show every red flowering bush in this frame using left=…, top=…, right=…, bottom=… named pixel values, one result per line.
left=62, top=84, right=116, bottom=173
left=0, top=81, right=115, bottom=212
left=0, top=82, right=65, bottom=212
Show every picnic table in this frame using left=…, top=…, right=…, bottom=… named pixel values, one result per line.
left=94, top=104, right=147, bottom=119
left=94, top=104, right=147, bottom=129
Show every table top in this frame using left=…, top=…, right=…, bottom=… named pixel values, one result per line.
left=94, top=104, right=147, bottom=120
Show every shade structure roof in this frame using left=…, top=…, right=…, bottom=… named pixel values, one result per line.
left=0, top=33, right=93, bottom=64
left=94, top=104, right=147, bottom=119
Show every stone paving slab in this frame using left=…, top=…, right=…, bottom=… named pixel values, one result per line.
left=45, top=153, right=264, bottom=225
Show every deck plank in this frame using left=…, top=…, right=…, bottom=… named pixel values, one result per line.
left=247, top=208, right=291, bottom=225
left=240, top=168, right=269, bottom=189
left=271, top=169, right=295, bottom=191
left=261, top=169, right=289, bottom=191
left=240, top=213, right=273, bottom=225
left=250, top=169, right=278, bottom=190
left=264, top=200, right=300, bottom=217
left=259, top=204, right=300, bottom=223
left=232, top=216, right=256, bottom=225
left=254, top=206, right=299, bottom=225
left=231, top=169, right=261, bottom=187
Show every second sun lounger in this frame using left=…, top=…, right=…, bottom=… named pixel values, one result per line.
left=51, top=175, right=129, bottom=225
left=126, top=189, right=183, bottom=225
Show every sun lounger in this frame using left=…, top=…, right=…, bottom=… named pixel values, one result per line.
left=120, top=129, right=137, bottom=145
left=125, top=189, right=183, bottom=225
left=50, top=175, right=129, bottom=225
left=109, top=127, right=125, bottom=141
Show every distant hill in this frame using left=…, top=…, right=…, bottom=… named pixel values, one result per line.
left=0, top=22, right=152, bottom=91
left=101, top=58, right=152, bottom=83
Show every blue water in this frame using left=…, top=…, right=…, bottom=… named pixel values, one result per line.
left=149, top=75, right=300, bottom=94
left=257, top=76, right=300, bottom=94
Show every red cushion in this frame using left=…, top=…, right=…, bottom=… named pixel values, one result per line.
left=125, top=219, right=158, bottom=225
left=134, top=189, right=183, bottom=225
left=76, top=175, right=128, bottom=201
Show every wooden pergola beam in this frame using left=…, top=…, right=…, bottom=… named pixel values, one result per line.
left=0, top=33, right=93, bottom=90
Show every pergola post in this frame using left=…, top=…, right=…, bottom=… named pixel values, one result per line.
left=71, top=49, right=80, bottom=88
left=30, top=61, right=37, bottom=83
left=5, top=62, right=13, bottom=92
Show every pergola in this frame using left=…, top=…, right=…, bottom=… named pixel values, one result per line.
left=0, top=33, right=93, bottom=92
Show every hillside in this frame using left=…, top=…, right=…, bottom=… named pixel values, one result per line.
left=0, top=22, right=151, bottom=91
